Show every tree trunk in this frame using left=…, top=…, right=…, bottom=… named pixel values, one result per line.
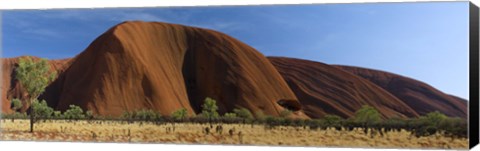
left=30, top=106, right=34, bottom=133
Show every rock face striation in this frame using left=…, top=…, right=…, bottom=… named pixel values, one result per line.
left=1, top=21, right=467, bottom=119
left=5, top=21, right=306, bottom=118
left=267, top=57, right=466, bottom=119
left=268, top=57, right=419, bottom=119
left=335, top=65, right=467, bottom=118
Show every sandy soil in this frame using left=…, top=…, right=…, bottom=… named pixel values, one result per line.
left=0, top=119, right=468, bottom=149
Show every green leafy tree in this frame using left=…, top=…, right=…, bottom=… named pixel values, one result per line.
left=15, top=57, right=56, bottom=132
left=422, top=111, right=447, bottom=125
left=233, top=108, right=254, bottom=123
left=353, top=105, right=382, bottom=125
left=63, top=105, right=85, bottom=120
left=171, top=108, right=188, bottom=121
left=10, top=98, right=23, bottom=122
left=201, top=97, right=219, bottom=125
left=32, top=100, right=54, bottom=121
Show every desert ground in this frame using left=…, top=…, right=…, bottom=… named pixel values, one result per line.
left=0, top=119, right=468, bottom=149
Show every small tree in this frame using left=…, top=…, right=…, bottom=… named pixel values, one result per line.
left=201, top=97, right=219, bottom=126
left=15, top=57, right=56, bottom=132
left=10, top=98, right=23, bottom=122
left=63, top=105, right=85, bottom=120
left=171, top=108, right=188, bottom=122
left=32, top=100, right=54, bottom=122
left=353, top=105, right=382, bottom=126
left=233, top=108, right=254, bottom=123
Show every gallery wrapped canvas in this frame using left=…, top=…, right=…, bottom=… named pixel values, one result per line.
left=0, top=1, right=478, bottom=150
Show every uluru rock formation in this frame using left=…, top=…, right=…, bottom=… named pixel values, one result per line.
left=268, top=57, right=419, bottom=119
left=30, top=21, right=307, bottom=118
left=1, top=21, right=467, bottom=120
left=335, top=65, right=468, bottom=118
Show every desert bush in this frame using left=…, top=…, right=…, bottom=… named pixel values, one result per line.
left=32, top=100, right=54, bottom=121
left=421, top=111, right=448, bottom=126
left=233, top=108, right=254, bottom=123
left=306, top=119, right=323, bottom=130
left=438, top=117, right=466, bottom=137
left=53, top=111, right=63, bottom=119
left=201, top=97, right=219, bottom=125
left=292, top=119, right=306, bottom=127
left=353, top=105, right=382, bottom=126
left=11, top=98, right=23, bottom=112
left=254, top=111, right=267, bottom=123
left=63, top=105, right=85, bottom=120
left=134, top=109, right=159, bottom=121
left=9, top=98, right=23, bottom=122
left=322, top=114, right=343, bottom=127
left=222, top=112, right=241, bottom=123
left=2, top=112, right=28, bottom=120
left=264, top=116, right=286, bottom=128
left=121, top=111, right=135, bottom=120
left=171, top=108, right=188, bottom=122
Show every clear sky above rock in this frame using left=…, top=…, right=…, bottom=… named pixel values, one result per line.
left=1, top=2, right=469, bottom=99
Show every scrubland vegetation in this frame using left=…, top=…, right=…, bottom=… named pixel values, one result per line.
left=0, top=98, right=468, bottom=149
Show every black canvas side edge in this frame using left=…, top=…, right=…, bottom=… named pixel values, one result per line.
left=469, top=1, right=480, bottom=149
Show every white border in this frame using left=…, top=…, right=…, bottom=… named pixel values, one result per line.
left=0, top=0, right=478, bottom=151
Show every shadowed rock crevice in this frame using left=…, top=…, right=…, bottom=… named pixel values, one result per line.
left=276, top=99, right=302, bottom=112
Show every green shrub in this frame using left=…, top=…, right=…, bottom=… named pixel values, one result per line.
left=353, top=105, right=382, bottom=125
left=53, top=111, right=63, bottom=119
left=32, top=100, right=54, bottom=120
left=171, top=108, right=188, bottom=121
left=201, top=97, right=220, bottom=120
left=134, top=109, right=158, bottom=121
left=63, top=105, right=85, bottom=120
left=323, top=114, right=343, bottom=127
left=121, top=111, right=135, bottom=120
left=11, top=98, right=23, bottom=111
left=233, top=108, right=254, bottom=123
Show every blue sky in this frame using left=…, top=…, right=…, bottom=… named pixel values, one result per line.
left=1, top=2, right=470, bottom=99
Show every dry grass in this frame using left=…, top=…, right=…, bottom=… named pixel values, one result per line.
left=0, top=119, right=468, bottom=149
